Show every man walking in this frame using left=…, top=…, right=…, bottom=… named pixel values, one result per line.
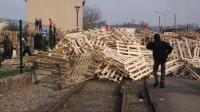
left=22, top=37, right=32, bottom=56
left=146, top=34, right=173, bottom=88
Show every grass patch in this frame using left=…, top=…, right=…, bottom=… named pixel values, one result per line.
left=0, top=69, right=19, bottom=79
left=0, top=68, right=31, bottom=79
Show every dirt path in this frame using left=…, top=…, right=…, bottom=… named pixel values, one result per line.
left=62, top=79, right=122, bottom=112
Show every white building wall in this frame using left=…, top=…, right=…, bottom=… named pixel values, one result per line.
left=26, top=0, right=83, bottom=31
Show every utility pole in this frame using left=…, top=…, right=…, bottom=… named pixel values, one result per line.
left=174, top=14, right=177, bottom=30
left=159, top=16, right=161, bottom=33
left=155, top=11, right=166, bottom=33
left=131, top=19, right=134, bottom=25
left=75, top=6, right=80, bottom=28
left=187, top=23, right=189, bottom=31
left=187, top=23, right=189, bottom=38
left=19, top=20, right=23, bottom=74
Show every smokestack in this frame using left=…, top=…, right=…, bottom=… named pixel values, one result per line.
left=174, top=14, right=177, bottom=29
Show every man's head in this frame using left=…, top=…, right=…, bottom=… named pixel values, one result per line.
left=154, top=33, right=161, bottom=41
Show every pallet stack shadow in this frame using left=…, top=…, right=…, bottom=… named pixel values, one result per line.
left=24, top=28, right=200, bottom=89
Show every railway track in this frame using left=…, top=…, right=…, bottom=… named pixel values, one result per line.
left=49, top=78, right=155, bottom=112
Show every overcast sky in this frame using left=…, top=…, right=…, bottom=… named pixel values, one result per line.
left=0, top=0, right=26, bottom=20
left=0, top=0, right=199, bottom=26
left=86, top=0, right=200, bottom=26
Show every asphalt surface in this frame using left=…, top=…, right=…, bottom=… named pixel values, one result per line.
left=147, top=77, right=200, bottom=112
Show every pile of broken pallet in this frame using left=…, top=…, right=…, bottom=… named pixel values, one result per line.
left=24, top=28, right=200, bottom=89
left=169, top=37, right=200, bottom=79
left=136, top=30, right=200, bottom=80
left=175, top=30, right=200, bottom=41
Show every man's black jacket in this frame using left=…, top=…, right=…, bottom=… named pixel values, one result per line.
left=146, top=40, right=173, bottom=64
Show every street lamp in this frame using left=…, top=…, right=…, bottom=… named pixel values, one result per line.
left=75, top=6, right=80, bottom=28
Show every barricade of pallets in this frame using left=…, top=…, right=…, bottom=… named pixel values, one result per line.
left=24, top=28, right=200, bottom=89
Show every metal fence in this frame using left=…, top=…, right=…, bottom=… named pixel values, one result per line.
left=0, top=18, right=62, bottom=77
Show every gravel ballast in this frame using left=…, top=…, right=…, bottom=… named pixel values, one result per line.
left=0, top=84, right=72, bottom=112
left=62, top=79, right=122, bottom=112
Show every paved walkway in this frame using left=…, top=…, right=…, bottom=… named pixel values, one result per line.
left=147, top=77, right=200, bottom=112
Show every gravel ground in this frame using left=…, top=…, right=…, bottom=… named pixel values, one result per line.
left=0, top=84, right=72, bottom=112
left=122, top=80, right=151, bottom=112
left=62, top=79, right=122, bottom=112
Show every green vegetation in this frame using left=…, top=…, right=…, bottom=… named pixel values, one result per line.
left=0, top=68, right=31, bottom=79
left=0, top=69, right=19, bottom=79
left=83, top=6, right=106, bottom=30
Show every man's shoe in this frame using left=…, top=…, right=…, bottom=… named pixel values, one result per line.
left=160, top=80, right=165, bottom=88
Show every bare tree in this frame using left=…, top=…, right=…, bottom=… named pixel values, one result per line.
left=83, top=6, right=103, bottom=30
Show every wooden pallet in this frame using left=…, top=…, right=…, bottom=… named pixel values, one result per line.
left=157, top=60, right=183, bottom=75
left=101, top=48, right=151, bottom=80
left=173, top=59, right=200, bottom=80
left=0, top=31, right=19, bottom=42
left=96, top=65, right=123, bottom=83
left=113, top=28, right=140, bottom=43
left=116, top=41, right=151, bottom=57
left=62, top=53, right=95, bottom=87
left=31, top=61, right=66, bottom=89
left=124, top=56, right=152, bottom=80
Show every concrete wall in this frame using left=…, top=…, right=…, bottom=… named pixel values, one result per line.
left=26, top=0, right=83, bottom=31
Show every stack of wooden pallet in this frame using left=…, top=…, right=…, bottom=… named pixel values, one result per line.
left=135, top=29, right=200, bottom=79
left=175, top=30, right=200, bottom=40
left=94, top=47, right=152, bottom=82
left=1, top=59, right=20, bottom=70
left=24, top=28, right=152, bottom=88
left=170, top=38, right=200, bottom=80
left=24, top=52, right=74, bottom=89
left=25, top=28, right=200, bottom=89
left=0, top=31, right=19, bottom=48
left=64, top=53, right=95, bottom=85
left=0, top=31, right=19, bottom=42
left=174, top=59, right=200, bottom=80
